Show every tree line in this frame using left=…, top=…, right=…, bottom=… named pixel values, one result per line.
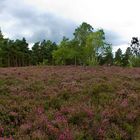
left=0, top=22, right=140, bottom=67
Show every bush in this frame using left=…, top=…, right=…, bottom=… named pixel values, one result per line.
left=26, top=81, right=45, bottom=93
left=45, top=97, right=62, bottom=110
left=69, top=112, right=87, bottom=125
left=90, top=83, right=114, bottom=95
left=129, top=56, right=140, bottom=67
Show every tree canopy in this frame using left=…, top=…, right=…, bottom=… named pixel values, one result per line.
left=0, top=23, right=139, bottom=67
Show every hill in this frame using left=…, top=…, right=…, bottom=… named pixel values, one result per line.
left=0, top=66, right=140, bottom=140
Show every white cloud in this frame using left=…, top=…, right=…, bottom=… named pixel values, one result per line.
left=23, top=0, right=140, bottom=49
left=1, top=0, right=140, bottom=50
left=0, top=0, right=77, bottom=43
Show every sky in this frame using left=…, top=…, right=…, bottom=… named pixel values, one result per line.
left=0, top=0, right=140, bottom=52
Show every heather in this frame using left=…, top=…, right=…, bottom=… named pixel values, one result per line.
left=0, top=66, right=140, bottom=140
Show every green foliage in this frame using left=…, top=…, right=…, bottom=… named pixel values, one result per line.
left=45, top=97, right=62, bottom=110
left=98, top=43, right=113, bottom=65
left=0, top=27, right=140, bottom=67
left=129, top=56, right=140, bottom=67
left=69, top=112, right=87, bottom=125
left=45, top=92, right=70, bottom=110
left=42, top=59, right=49, bottom=65
left=87, top=82, right=114, bottom=105
left=75, top=133, right=93, bottom=140
left=122, top=123, right=134, bottom=134
left=0, top=36, right=31, bottom=67
left=53, top=45, right=77, bottom=65
left=73, top=22, right=94, bottom=47
left=26, top=81, right=45, bottom=93
left=31, top=40, right=57, bottom=65
left=83, top=30, right=105, bottom=66
left=53, top=38, right=80, bottom=65
left=53, top=24, right=107, bottom=66
left=90, top=83, right=114, bottom=95
left=121, top=47, right=132, bottom=66
left=114, top=48, right=123, bottom=66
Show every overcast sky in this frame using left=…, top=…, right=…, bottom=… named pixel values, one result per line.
left=0, top=0, right=140, bottom=51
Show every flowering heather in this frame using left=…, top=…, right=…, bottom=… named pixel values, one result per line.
left=0, top=66, right=140, bottom=139
left=0, top=127, right=4, bottom=137
left=120, top=99, right=129, bottom=108
left=20, top=123, right=32, bottom=133
left=97, top=128, right=106, bottom=140
left=54, top=112, right=68, bottom=124
left=36, top=106, right=45, bottom=115
left=58, top=129, right=73, bottom=140
left=0, top=136, right=14, bottom=140
left=83, top=107, right=94, bottom=119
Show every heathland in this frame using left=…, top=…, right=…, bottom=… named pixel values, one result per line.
left=0, top=66, right=140, bottom=140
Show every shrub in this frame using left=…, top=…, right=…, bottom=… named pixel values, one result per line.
left=45, top=97, right=62, bottom=110
left=129, top=56, right=140, bottom=67
left=69, top=112, right=87, bottom=125
left=26, top=81, right=45, bottom=93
